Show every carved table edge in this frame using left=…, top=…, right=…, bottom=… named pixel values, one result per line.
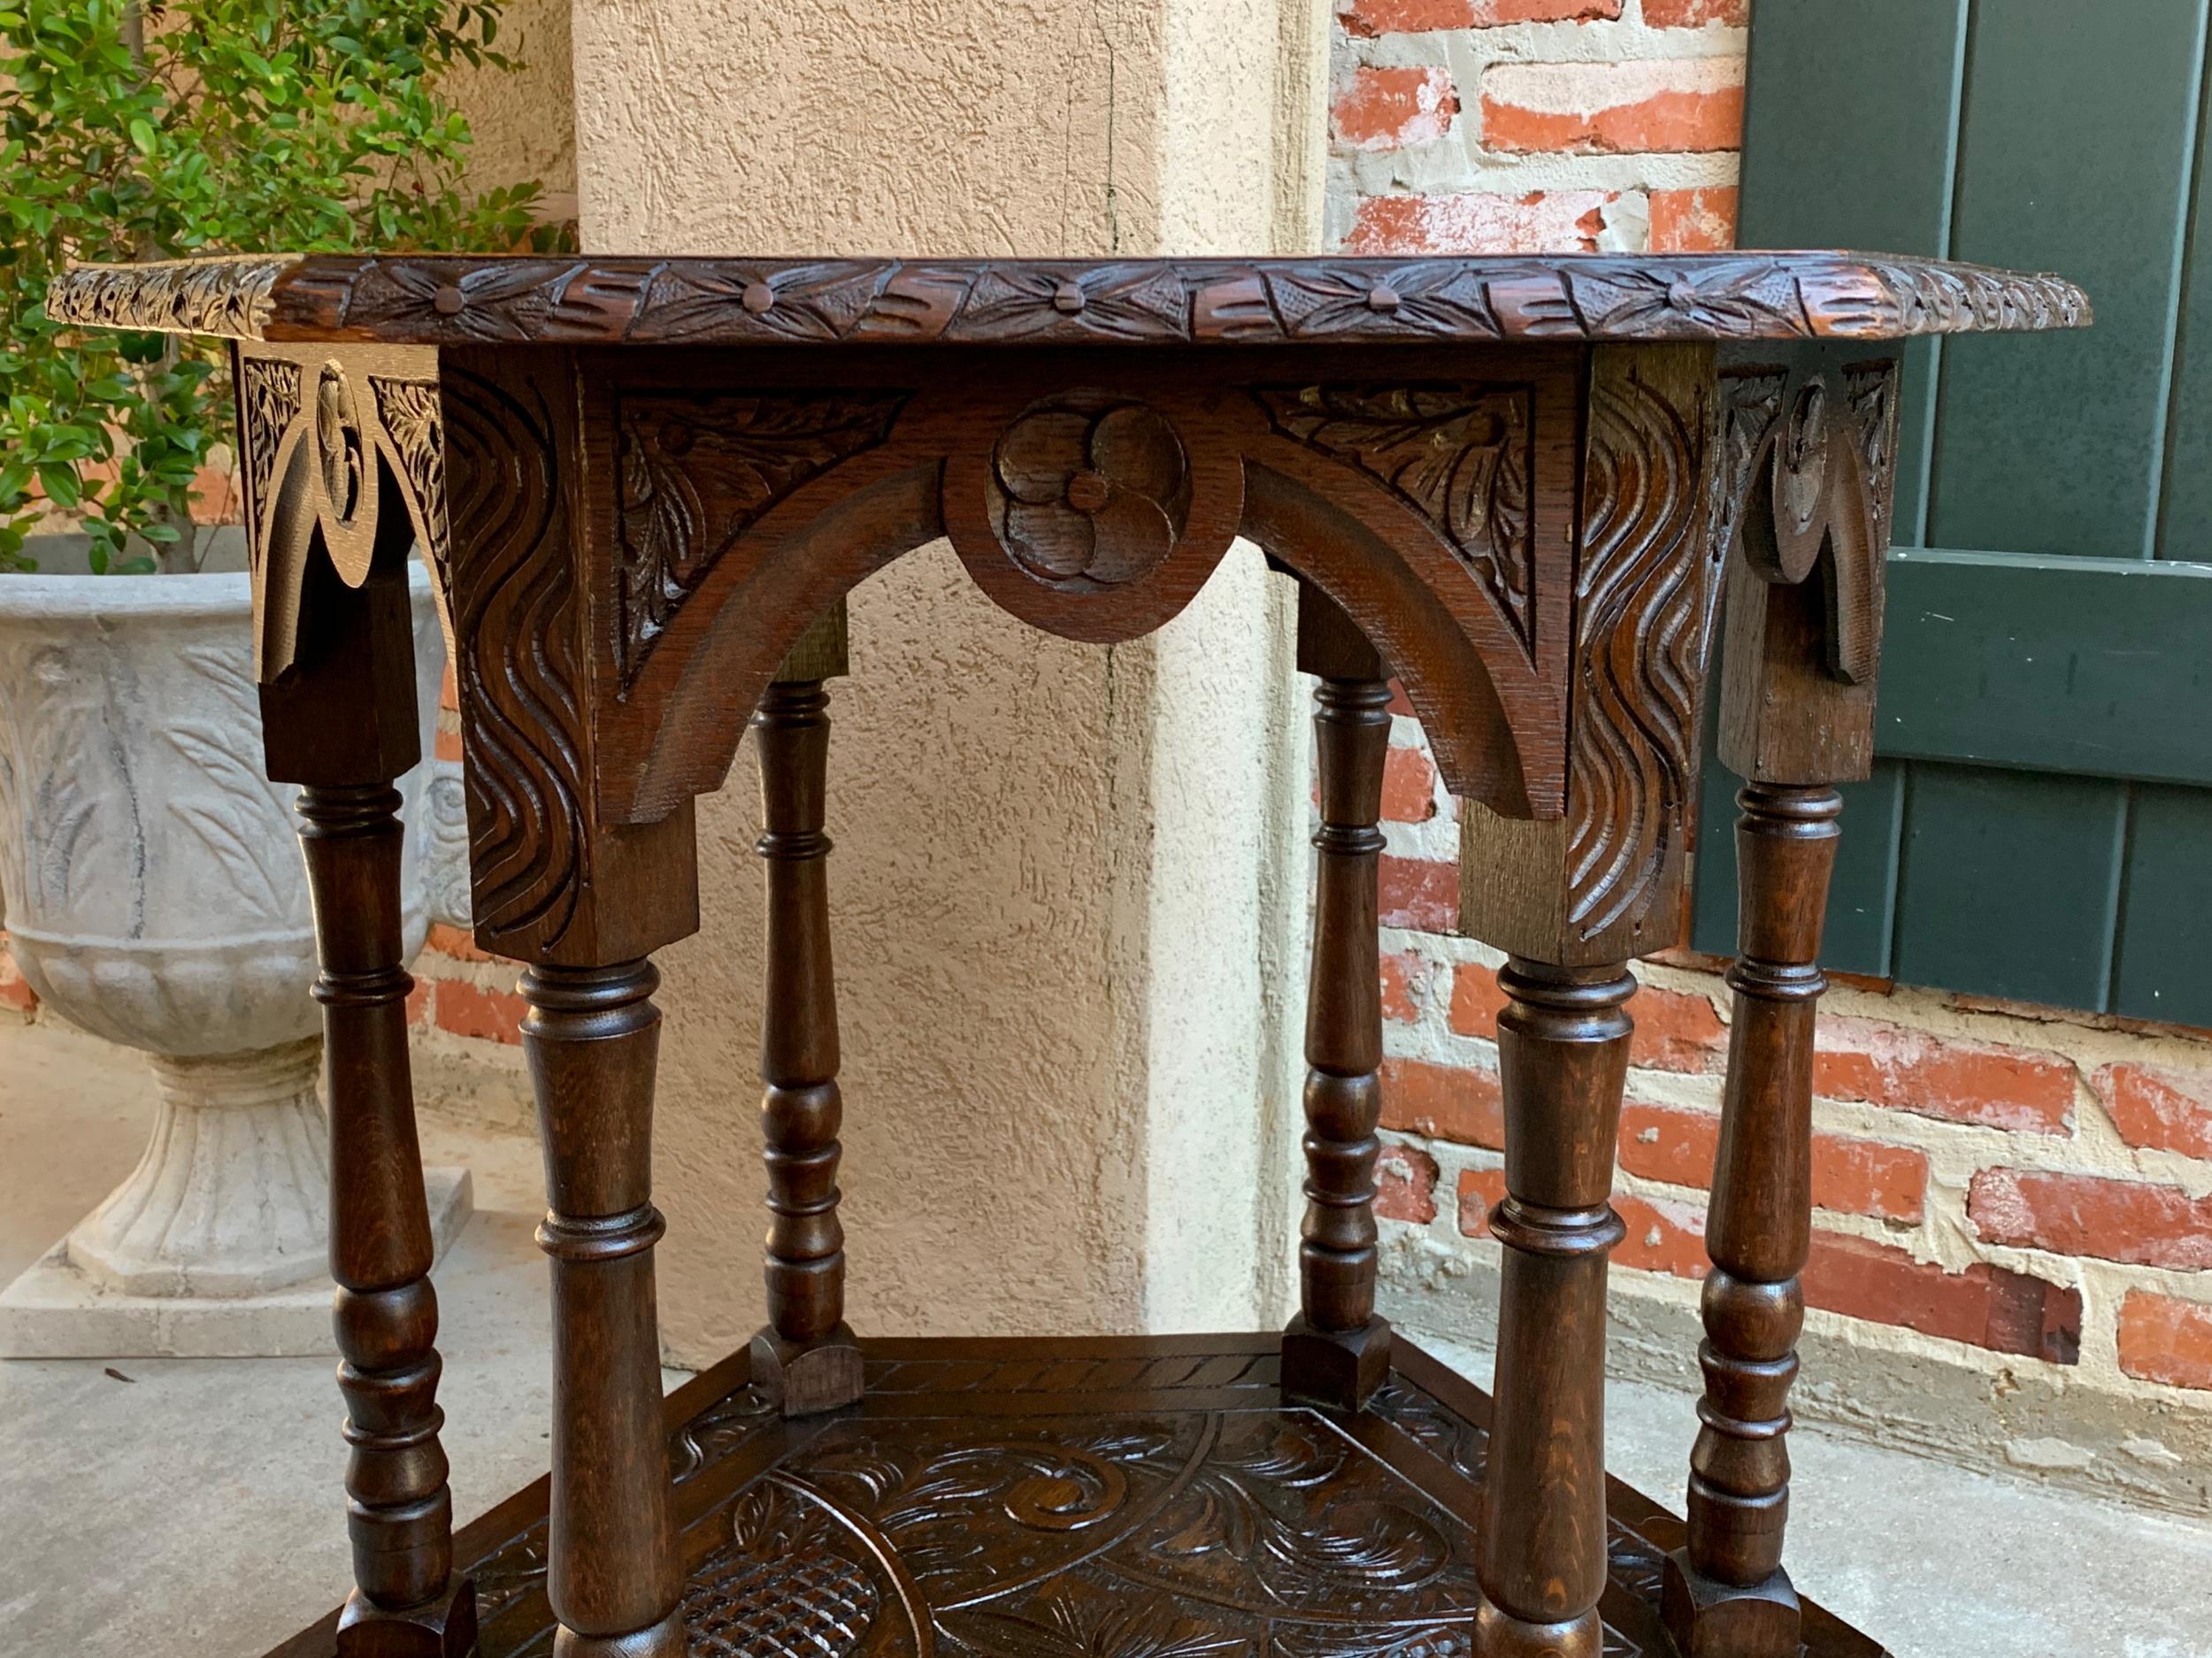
left=50, top=249, right=2089, bottom=348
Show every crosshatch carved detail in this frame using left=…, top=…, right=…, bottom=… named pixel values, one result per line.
left=438, top=363, right=588, bottom=948
left=612, top=389, right=908, bottom=684
left=1257, top=384, right=1537, bottom=655
left=1567, top=349, right=1716, bottom=941
left=990, top=395, right=1192, bottom=589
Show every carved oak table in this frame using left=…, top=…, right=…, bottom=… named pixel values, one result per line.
left=50, top=251, right=2087, bottom=1658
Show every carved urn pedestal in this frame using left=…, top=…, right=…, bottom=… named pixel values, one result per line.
left=0, top=569, right=472, bottom=1358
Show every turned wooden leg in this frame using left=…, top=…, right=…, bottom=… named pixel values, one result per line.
left=1477, top=959, right=1634, bottom=1658
left=263, top=553, right=472, bottom=1658
left=297, top=784, right=476, bottom=1658
left=522, top=960, right=684, bottom=1658
left=1662, top=784, right=1841, bottom=1655
left=1282, top=663, right=1393, bottom=1409
left=749, top=677, right=863, bottom=1416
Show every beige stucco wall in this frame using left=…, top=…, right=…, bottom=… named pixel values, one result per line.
left=445, top=0, right=578, bottom=211
left=567, top=0, right=1332, bottom=1363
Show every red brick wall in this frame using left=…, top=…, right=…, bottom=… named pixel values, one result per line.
left=1331, top=3, right=2212, bottom=1403
left=1369, top=710, right=2212, bottom=1396
left=1329, top=0, right=1747, bottom=255
left=407, top=662, right=532, bottom=1053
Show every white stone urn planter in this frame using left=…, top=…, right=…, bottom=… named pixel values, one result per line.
left=0, top=566, right=472, bottom=1357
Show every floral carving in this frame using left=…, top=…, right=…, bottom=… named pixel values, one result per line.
left=1256, top=384, right=1536, bottom=653
left=668, top=1378, right=778, bottom=1484
left=613, top=391, right=907, bottom=684
left=1718, top=357, right=1900, bottom=687
left=992, top=400, right=1191, bottom=587
left=470, top=1524, right=550, bottom=1628
left=956, top=1590, right=1244, bottom=1658
left=1705, top=368, right=1791, bottom=587
left=1607, top=1518, right=1669, bottom=1600
left=1843, top=359, right=1901, bottom=549
left=958, top=263, right=1193, bottom=341
left=237, top=356, right=303, bottom=525
left=1364, top=1378, right=1489, bottom=1488
left=369, top=375, right=449, bottom=575
left=862, top=1350, right=1280, bottom=1395
left=46, top=253, right=288, bottom=339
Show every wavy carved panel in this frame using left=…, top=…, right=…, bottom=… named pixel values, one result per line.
left=1256, top=383, right=1538, bottom=656
left=438, top=361, right=588, bottom=951
left=612, top=390, right=908, bottom=685
left=1565, top=347, right=1717, bottom=943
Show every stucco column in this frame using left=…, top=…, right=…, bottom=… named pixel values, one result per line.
left=570, top=0, right=1332, bottom=1360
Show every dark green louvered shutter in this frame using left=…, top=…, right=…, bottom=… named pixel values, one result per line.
left=1690, top=0, right=2212, bottom=1025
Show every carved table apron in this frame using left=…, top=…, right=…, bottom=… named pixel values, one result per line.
left=50, top=251, right=2089, bottom=1658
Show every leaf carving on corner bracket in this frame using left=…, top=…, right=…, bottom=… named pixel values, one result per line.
left=613, top=390, right=908, bottom=684
left=1256, top=383, right=1537, bottom=656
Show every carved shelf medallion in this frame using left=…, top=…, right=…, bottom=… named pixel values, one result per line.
left=989, top=396, right=1193, bottom=589
left=430, top=1348, right=1812, bottom=1658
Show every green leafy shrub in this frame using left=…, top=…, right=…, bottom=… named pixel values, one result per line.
left=1, top=1, right=566, bottom=572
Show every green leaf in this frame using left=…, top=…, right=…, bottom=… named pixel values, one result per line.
left=34, top=462, right=80, bottom=509
left=7, top=0, right=556, bottom=572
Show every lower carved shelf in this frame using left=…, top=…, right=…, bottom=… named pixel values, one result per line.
left=264, top=1332, right=1887, bottom=1658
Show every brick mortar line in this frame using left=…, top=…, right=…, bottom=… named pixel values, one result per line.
left=1379, top=1127, right=2184, bottom=1396
left=1379, top=990, right=2212, bottom=1195
left=1339, top=147, right=1743, bottom=195
left=1384, top=1122, right=2212, bottom=1391
left=1347, top=21, right=1747, bottom=71
left=415, top=947, right=524, bottom=994
left=1382, top=924, right=2212, bottom=1112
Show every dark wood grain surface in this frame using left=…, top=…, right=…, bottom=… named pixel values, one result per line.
left=51, top=251, right=2086, bottom=348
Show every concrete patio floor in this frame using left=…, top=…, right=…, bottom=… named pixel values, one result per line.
left=4, top=1012, right=2209, bottom=1657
